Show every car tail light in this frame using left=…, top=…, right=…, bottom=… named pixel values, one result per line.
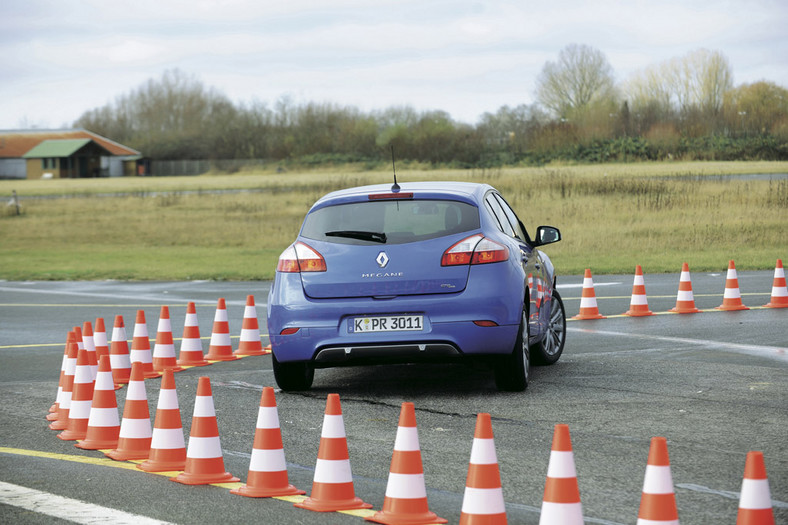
left=276, top=242, right=327, bottom=273
left=280, top=327, right=300, bottom=335
left=472, top=238, right=509, bottom=264
left=473, top=320, right=499, bottom=327
left=441, top=234, right=483, bottom=266
left=441, top=234, right=509, bottom=266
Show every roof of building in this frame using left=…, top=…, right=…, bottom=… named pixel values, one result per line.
left=0, top=129, right=140, bottom=158
left=22, top=139, right=112, bottom=158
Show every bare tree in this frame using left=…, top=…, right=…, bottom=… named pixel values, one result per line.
left=535, top=44, right=618, bottom=119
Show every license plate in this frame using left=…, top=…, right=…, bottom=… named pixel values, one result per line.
left=349, top=315, right=423, bottom=333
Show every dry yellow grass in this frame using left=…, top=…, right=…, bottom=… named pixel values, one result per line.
left=1, top=161, right=786, bottom=280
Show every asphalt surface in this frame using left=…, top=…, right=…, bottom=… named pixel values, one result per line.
left=0, top=270, right=786, bottom=524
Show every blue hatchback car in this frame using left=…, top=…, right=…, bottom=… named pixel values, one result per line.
left=267, top=181, right=565, bottom=391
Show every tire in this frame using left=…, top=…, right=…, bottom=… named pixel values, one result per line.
left=272, top=352, right=314, bottom=391
left=494, top=308, right=531, bottom=392
left=533, top=289, right=566, bottom=365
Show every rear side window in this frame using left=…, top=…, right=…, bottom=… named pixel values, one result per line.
left=301, top=199, right=480, bottom=245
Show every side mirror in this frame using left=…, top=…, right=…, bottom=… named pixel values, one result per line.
left=534, top=226, right=561, bottom=246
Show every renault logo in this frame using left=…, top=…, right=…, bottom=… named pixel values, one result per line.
left=376, top=251, right=389, bottom=268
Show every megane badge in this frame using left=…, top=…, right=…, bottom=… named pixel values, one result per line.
left=376, top=251, right=389, bottom=268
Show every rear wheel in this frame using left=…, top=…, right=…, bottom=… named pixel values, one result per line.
left=533, top=289, right=566, bottom=365
left=272, top=352, right=314, bottom=391
left=494, top=309, right=530, bottom=392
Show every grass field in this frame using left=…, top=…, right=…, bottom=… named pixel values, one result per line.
left=1, top=161, right=786, bottom=280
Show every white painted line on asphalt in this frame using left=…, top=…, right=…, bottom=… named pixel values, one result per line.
left=0, top=481, right=175, bottom=524
left=0, top=286, right=262, bottom=307
left=568, top=327, right=788, bottom=362
left=557, top=282, right=622, bottom=289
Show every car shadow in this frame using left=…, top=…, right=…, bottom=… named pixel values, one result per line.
left=303, top=361, right=556, bottom=399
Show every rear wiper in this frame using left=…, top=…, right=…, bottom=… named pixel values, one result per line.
left=325, top=230, right=387, bottom=243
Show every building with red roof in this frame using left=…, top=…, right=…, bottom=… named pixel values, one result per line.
left=0, top=129, right=141, bottom=179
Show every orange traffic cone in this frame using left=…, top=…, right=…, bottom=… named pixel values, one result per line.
left=539, top=424, right=583, bottom=524
left=73, top=325, right=85, bottom=353
left=171, top=376, right=239, bottom=485
left=669, top=263, right=701, bottom=314
left=58, top=347, right=95, bottom=441
left=138, top=369, right=186, bottom=472
left=459, top=413, right=506, bottom=525
left=572, top=269, right=606, bottom=320
left=234, top=295, right=268, bottom=356
left=94, top=317, right=109, bottom=362
left=231, top=386, right=305, bottom=498
left=109, top=315, right=132, bottom=386
left=152, top=306, right=183, bottom=373
left=105, top=362, right=152, bottom=461
left=76, top=354, right=120, bottom=450
left=130, top=310, right=161, bottom=378
left=82, top=321, right=98, bottom=380
left=47, top=331, right=74, bottom=421
left=716, top=260, right=749, bottom=311
left=205, top=298, right=239, bottom=361
left=49, top=340, right=77, bottom=431
left=176, top=302, right=211, bottom=367
left=295, top=394, right=372, bottom=512
left=366, top=402, right=446, bottom=525
left=764, top=259, right=788, bottom=308
left=625, top=265, right=654, bottom=317
left=637, top=437, right=679, bottom=524
left=737, top=451, right=775, bottom=525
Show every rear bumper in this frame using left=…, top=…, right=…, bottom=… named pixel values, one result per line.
left=313, top=342, right=461, bottom=367
left=267, top=265, right=523, bottom=364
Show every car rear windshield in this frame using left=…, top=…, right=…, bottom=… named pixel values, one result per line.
left=301, top=199, right=480, bottom=245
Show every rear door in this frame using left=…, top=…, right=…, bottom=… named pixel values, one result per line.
left=484, top=192, right=547, bottom=338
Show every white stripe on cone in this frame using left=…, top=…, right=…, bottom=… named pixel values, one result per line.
left=256, top=406, right=279, bottom=429
left=739, top=478, right=772, bottom=509
left=320, top=414, right=347, bottom=438
left=150, top=428, right=186, bottom=450
left=541, top=502, right=584, bottom=522
left=642, top=465, right=674, bottom=493
left=87, top=407, right=120, bottom=427
left=249, top=449, right=288, bottom=472
left=469, top=437, right=497, bottom=464
left=185, top=436, right=223, bottom=459
left=313, top=458, right=354, bottom=483
left=393, top=426, right=420, bottom=451
left=125, top=381, right=147, bottom=401
left=193, top=396, right=216, bottom=418
left=461, top=487, right=506, bottom=514
left=240, top=329, right=258, bottom=341
left=547, top=450, right=578, bottom=478
left=209, top=333, right=231, bottom=346
left=180, top=338, right=202, bottom=352
left=118, top=419, right=151, bottom=439
left=384, top=472, right=428, bottom=499
left=156, top=389, right=179, bottom=410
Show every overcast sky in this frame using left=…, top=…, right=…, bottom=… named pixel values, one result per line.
left=2, top=0, right=787, bottom=130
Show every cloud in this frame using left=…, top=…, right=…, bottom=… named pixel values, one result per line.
left=1, top=0, right=787, bottom=128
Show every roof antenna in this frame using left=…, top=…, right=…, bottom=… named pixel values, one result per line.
left=390, top=145, right=400, bottom=193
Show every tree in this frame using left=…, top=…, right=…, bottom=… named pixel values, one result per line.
left=535, top=44, right=618, bottom=120
left=723, top=81, right=788, bottom=136
left=75, top=69, right=236, bottom=158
